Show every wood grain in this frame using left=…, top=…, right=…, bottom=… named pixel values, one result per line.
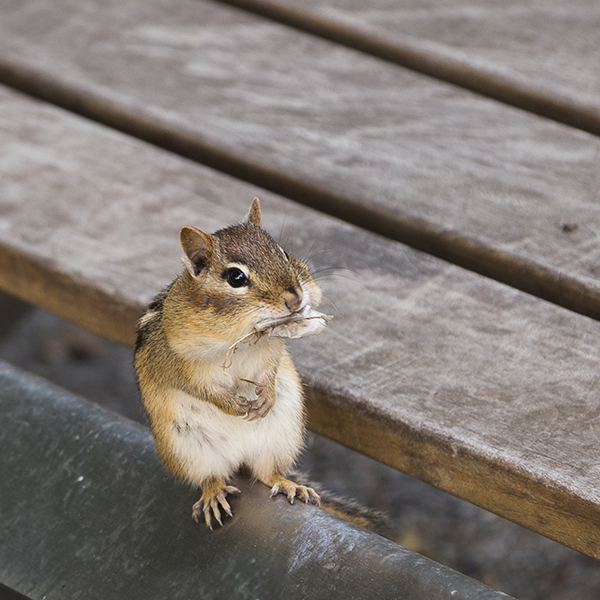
left=217, top=0, right=600, bottom=136
left=0, top=0, right=600, bottom=320
left=2, top=85, right=600, bottom=557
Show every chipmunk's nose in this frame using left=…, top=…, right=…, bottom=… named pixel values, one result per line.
left=284, top=289, right=303, bottom=313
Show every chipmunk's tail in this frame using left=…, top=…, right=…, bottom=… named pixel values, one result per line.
left=289, top=469, right=392, bottom=537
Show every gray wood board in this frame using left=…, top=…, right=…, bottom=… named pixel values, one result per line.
left=2, top=85, right=600, bottom=558
left=218, top=0, right=600, bottom=135
left=1, top=0, right=600, bottom=320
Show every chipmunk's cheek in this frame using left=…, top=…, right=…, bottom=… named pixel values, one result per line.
left=190, top=289, right=211, bottom=310
left=209, top=293, right=240, bottom=314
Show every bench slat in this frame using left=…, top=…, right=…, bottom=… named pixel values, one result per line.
left=2, top=86, right=600, bottom=558
left=217, top=0, right=600, bottom=135
left=1, top=0, right=600, bottom=319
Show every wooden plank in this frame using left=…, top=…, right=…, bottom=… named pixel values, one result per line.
left=2, top=85, right=600, bottom=559
left=1, top=0, right=600, bottom=321
left=217, top=0, right=600, bottom=136
left=0, top=362, right=511, bottom=600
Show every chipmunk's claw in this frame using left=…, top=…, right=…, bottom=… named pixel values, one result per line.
left=243, top=390, right=274, bottom=421
left=193, top=482, right=241, bottom=529
left=267, top=475, right=321, bottom=507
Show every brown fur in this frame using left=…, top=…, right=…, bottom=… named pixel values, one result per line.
left=134, top=198, right=323, bottom=528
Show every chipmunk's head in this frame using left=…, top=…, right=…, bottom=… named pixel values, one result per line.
left=179, top=197, right=321, bottom=341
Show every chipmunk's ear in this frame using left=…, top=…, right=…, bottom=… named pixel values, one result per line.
left=245, top=197, right=261, bottom=226
left=180, top=226, right=213, bottom=277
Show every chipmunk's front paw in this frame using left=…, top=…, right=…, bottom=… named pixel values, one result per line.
left=193, top=478, right=241, bottom=530
left=244, top=388, right=275, bottom=422
left=225, top=393, right=253, bottom=417
left=243, top=377, right=276, bottom=421
left=264, top=474, right=320, bottom=506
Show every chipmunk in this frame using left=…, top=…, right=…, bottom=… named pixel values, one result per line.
left=134, top=198, right=330, bottom=529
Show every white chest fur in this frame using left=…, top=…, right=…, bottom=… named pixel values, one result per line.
left=165, top=342, right=306, bottom=486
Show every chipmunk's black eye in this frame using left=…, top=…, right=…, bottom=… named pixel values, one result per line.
left=225, top=267, right=248, bottom=288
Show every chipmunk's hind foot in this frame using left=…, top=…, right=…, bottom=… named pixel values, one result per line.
left=263, top=473, right=320, bottom=506
left=193, top=477, right=241, bottom=530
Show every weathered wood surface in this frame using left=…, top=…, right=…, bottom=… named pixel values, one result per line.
left=1, top=0, right=600, bottom=320
left=2, top=86, right=600, bottom=559
left=218, top=0, right=600, bottom=135
left=0, top=362, right=511, bottom=600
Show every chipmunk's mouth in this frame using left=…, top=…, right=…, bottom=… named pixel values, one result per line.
left=254, top=304, right=331, bottom=339
left=223, top=307, right=332, bottom=366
